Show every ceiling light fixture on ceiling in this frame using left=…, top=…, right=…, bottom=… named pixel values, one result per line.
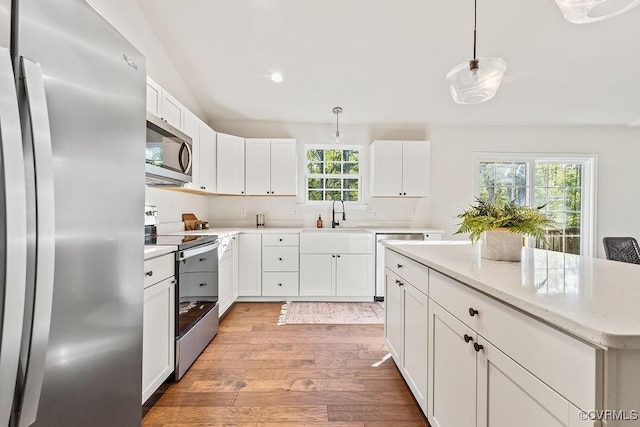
left=445, top=0, right=507, bottom=105
left=332, top=107, right=343, bottom=145
left=555, top=0, right=640, bottom=23
left=271, top=72, right=283, bottom=83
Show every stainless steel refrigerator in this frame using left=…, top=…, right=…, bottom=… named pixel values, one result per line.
left=0, top=0, right=146, bottom=425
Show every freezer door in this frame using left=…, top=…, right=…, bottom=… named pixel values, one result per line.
left=15, top=0, right=147, bottom=425
left=0, top=48, right=28, bottom=427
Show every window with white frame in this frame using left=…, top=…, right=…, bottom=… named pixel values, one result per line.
left=305, top=146, right=361, bottom=202
left=474, top=154, right=596, bottom=256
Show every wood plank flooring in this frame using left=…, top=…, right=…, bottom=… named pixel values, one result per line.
left=143, top=302, right=429, bottom=426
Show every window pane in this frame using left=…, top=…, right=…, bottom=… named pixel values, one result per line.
left=307, top=149, right=324, bottom=162
left=324, top=162, right=342, bottom=174
left=548, top=164, right=565, bottom=187
left=480, top=163, right=495, bottom=188
left=307, top=162, right=322, bottom=174
left=308, top=178, right=323, bottom=189
left=326, top=191, right=341, bottom=200
left=343, top=178, right=359, bottom=190
left=325, top=149, right=342, bottom=162
left=326, top=178, right=342, bottom=189
left=514, top=163, right=527, bottom=187
left=567, top=213, right=581, bottom=228
left=495, top=163, right=514, bottom=187
left=343, top=190, right=358, bottom=201
left=514, top=186, right=527, bottom=205
left=547, top=188, right=564, bottom=211
left=566, top=188, right=581, bottom=211
left=479, top=186, right=490, bottom=200
left=535, top=187, right=548, bottom=207
left=565, top=236, right=580, bottom=255
left=344, top=162, right=359, bottom=174
left=566, top=164, right=581, bottom=187
left=535, top=164, right=548, bottom=187
left=344, top=150, right=359, bottom=162
left=308, top=190, right=323, bottom=201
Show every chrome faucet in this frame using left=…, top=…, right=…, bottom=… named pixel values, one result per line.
left=332, top=199, right=345, bottom=228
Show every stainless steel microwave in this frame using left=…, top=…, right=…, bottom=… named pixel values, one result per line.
left=145, top=112, right=193, bottom=186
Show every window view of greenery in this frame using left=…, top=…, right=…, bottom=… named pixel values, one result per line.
left=478, top=161, right=582, bottom=255
left=306, top=148, right=360, bottom=202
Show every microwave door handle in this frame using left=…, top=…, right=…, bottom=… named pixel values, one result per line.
left=178, top=141, right=192, bottom=174
left=0, top=48, right=28, bottom=427
left=17, top=57, right=57, bottom=427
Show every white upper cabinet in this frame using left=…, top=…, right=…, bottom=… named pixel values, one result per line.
left=371, top=140, right=430, bottom=197
left=182, top=111, right=217, bottom=194
left=217, top=133, right=246, bottom=195
left=245, top=138, right=297, bottom=196
left=146, top=76, right=185, bottom=131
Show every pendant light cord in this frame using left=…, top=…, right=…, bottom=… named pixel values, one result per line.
left=473, top=0, right=477, bottom=60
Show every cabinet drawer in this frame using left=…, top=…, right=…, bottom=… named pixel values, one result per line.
left=144, top=253, right=175, bottom=288
left=262, top=272, right=299, bottom=296
left=180, top=251, right=217, bottom=273
left=429, top=269, right=600, bottom=411
left=385, top=249, right=428, bottom=294
left=263, top=233, right=299, bottom=246
left=262, top=246, right=299, bottom=271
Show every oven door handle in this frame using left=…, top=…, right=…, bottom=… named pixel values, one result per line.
left=178, top=241, right=220, bottom=261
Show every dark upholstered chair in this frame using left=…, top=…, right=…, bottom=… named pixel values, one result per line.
left=603, top=237, right=640, bottom=264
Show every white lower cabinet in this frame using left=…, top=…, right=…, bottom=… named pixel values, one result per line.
left=384, top=268, right=428, bottom=413
left=142, top=254, right=175, bottom=403
left=261, top=233, right=300, bottom=297
left=238, top=234, right=261, bottom=296
left=218, top=235, right=237, bottom=316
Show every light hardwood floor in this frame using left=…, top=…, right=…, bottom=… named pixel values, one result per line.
left=143, top=302, right=429, bottom=426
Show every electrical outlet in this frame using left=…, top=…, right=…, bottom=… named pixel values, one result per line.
left=371, top=210, right=377, bottom=218
left=240, top=208, right=246, bottom=217
left=292, top=208, right=298, bottom=217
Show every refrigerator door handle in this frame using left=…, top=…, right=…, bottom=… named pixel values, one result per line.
left=0, top=48, right=28, bottom=427
left=16, top=57, right=56, bottom=427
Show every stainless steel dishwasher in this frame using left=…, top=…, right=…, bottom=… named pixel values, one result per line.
left=375, top=233, right=439, bottom=300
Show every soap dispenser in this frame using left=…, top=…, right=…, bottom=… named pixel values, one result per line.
left=316, top=215, right=323, bottom=228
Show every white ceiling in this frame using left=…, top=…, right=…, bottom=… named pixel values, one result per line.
left=135, top=0, right=640, bottom=127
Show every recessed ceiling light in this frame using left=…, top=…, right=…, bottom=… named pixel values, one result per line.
left=271, top=73, right=283, bottom=83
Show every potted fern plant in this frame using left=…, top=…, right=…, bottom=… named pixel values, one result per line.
left=455, top=197, right=556, bottom=261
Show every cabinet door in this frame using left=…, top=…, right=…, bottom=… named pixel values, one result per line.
left=238, top=234, right=262, bottom=296
left=231, top=236, right=239, bottom=301
left=245, top=138, right=271, bottom=195
left=476, top=338, right=589, bottom=427
left=384, top=270, right=403, bottom=362
left=142, top=277, right=175, bottom=403
left=299, top=254, right=334, bottom=296
left=403, top=283, right=428, bottom=413
left=146, top=77, right=161, bottom=116
left=371, top=140, right=403, bottom=196
left=160, top=90, right=184, bottom=130
left=199, top=124, right=216, bottom=193
left=216, top=133, right=245, bottom=195
left=402, top=141, right=429, bottom=197
left=336, top=254, right=372, bottom=297
left=270, top=139, right=297, bottom=195
left=428, top=301, right=476, bottom=427
left=182, top=110, right=201, bottom=190
left=218, top=249, right=232, bottom=317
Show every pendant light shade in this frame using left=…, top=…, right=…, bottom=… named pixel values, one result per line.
left=555, top=0, right=640, bottom=23
left=446, top=58, right=507, bottom=104
left=446, top=0, right=506, bottom=104
left=332, top=107, right=343, bottom=145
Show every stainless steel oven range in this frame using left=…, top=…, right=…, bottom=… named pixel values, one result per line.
left=145, top=231, right=220, bottom=379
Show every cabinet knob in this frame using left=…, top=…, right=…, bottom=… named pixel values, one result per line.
left=278, top=283, right=282, bottom=286
left=279, top=238, right=283, bottom=241
left=403, top=192, right=407, bottom=195
left=469, top=308, right=479, bottom=317
left=145, top=271, right=153, bottom=277
left=279, top=257, right=283, bottom=261
left=241, top=191, right=244, bottom=194
left=399, top=192, right=402, bottom=196
left=474, top=342, right=484, bottom=352
left=200, top=283, right=207, bottom=287
left=337, top=254, right=341, bottom=258
left=199, top=258, right=206, bottom=262
left=332, top=254, right=336, bottom=258
left=464, top=334, right=473, bottom=343
left=395, top=279, right=403, bottom=287
left=397, top=264, right=403, bottom=269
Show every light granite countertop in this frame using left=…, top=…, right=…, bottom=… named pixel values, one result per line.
left=168, top=227, right=445, bottom=236
left=383, top=240, right=640, bottom=349
left=144, top=245, right=177, bottom=260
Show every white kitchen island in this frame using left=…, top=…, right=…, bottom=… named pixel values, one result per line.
left=383, top=240, right=640, bottom=427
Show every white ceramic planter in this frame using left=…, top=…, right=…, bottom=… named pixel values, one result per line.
left=481, top=228, right=523, bottom=262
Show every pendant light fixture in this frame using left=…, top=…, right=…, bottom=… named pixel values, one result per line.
left=332, top=107, right=343, bottom=145
left=445, top=0, right=507, bottom=105
left=554, top=0, right=640, bottom=23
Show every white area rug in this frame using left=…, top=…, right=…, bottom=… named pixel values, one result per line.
left=277, top=301, right=384, bottom=325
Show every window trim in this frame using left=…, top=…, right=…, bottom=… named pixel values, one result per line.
left=473, top=152, right=598, bottom=257
left=304, top=144, right=363, bottom=205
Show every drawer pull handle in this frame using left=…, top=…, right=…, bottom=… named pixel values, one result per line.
left=145, top=271, right=153, bottom=277
left=199, top=258, right=206, bottom=261
left=200, top=283, right=207, bottom=287
left=278, top=283, right=282, bottom=286
left=279, top=257, right=283, bottom=261
left=395, top=279, right=403, bottom=287
left=337, top=254, right=341, bottom=258
left=397, top=264, right=402, bottom=269
left=464, top=334, right=473, bottom=343
left=332, top=254, right=336, bottom=258
left=279, top=238, right=283, bottom=241
left=473, top=343, right=484, bottom=352
left=469, top=308, right=479, bottom=317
